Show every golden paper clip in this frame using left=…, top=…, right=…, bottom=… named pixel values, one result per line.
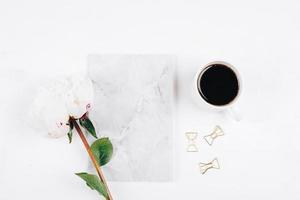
left=199, top=158, right=220, bottom=174
left=185, top=132, right=198, bottom=152
left=203, top=126, right=224, bottom=146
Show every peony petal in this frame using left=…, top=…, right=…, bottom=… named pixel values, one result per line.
left=65, top=76, right=94, bottom=119
left=30, top=78, right=70, bottom=138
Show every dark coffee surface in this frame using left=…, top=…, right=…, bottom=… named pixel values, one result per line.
left=198, top=64, right=239, bottom=106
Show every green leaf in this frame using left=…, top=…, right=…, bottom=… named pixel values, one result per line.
left=75, top=172, right=108, bottom=198
left=67, top=131, right=73, bottom=143
left=67, top=120, right=74, bottom=143
left=91, top=138, right=113, bottom=166
left=79, top=116, right=97, bottom=139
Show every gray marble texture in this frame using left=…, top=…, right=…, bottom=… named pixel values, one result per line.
left=88, top=55, right=175, bottom=181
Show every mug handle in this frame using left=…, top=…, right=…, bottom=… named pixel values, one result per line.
left=226, top=106, right=242, bottom=121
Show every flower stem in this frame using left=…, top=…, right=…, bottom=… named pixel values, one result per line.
left=71, top=118, right=113, bottom=200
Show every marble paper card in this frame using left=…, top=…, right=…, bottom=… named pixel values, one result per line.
left=88, top=55, right=175, bottom=182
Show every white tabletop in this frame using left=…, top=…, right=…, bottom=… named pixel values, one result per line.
left=1, top=0, right=300, bottom=199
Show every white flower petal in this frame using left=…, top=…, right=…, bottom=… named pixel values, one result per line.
left=65, top=76, right=94, bottom=119
left=31, top=84, right=69, bottom=138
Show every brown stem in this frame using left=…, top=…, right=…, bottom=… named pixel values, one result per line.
left=71, top=118, right=113, bottom=200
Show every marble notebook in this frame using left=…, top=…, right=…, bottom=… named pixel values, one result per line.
left=87, top=55, right=175, bottom=182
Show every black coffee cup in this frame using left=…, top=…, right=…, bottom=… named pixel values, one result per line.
left=193, top=61, right=241, bottom=110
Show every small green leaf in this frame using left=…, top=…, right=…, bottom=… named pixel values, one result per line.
left=67, top=120, right=74, bottom=143
left=79, top=116, right=97, bottom=139
left=67, top=131, right=73, bottom=143
left=91, top=138, right=113, bottom=166
left=75, top=172, right=108, bottom=198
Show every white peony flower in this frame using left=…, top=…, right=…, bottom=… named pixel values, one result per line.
left=30, top=75, right=94, bottom=138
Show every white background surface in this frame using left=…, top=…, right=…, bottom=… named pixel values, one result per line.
left=1, top=0, right=300, bottom=199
